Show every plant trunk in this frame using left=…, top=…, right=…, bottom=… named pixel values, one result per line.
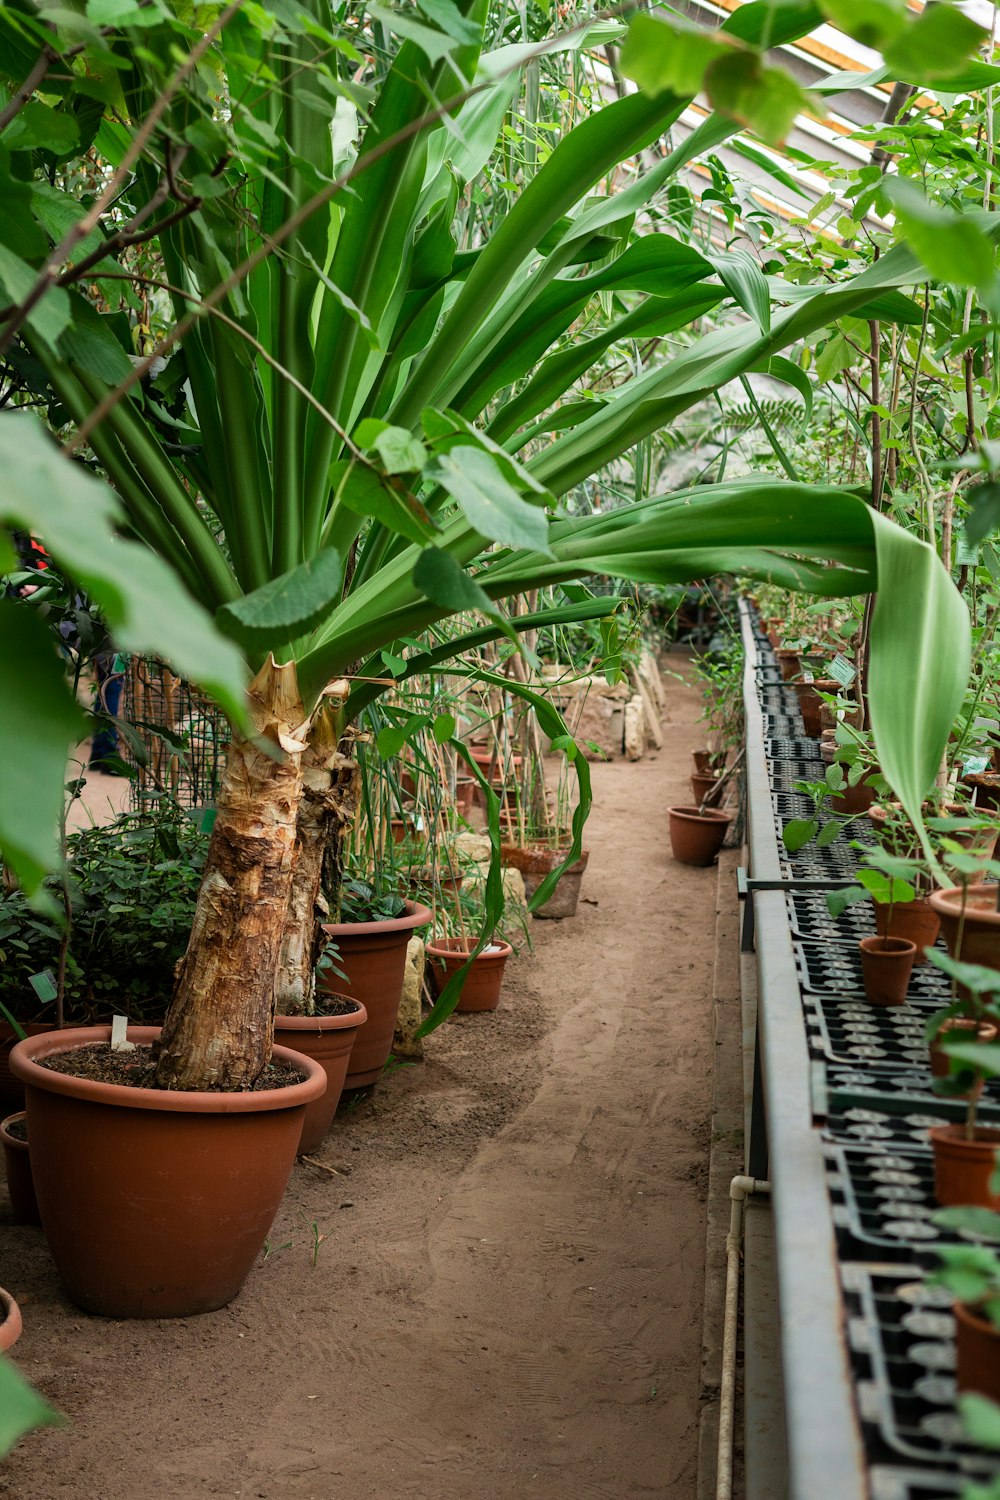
left=154, top=659, right=308, bottom=1091
left=275, top=710, right=360, bottom=1018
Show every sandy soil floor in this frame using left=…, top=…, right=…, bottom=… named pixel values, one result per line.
left=2, top=663, right=718, bottom=1500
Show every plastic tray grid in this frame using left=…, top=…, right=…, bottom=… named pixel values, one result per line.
left=795, top=940, right=952, bottom=1005
left=826, top=1142, right=1000, bottom=1262
left=843, top=1263, right=1000, bottom=1480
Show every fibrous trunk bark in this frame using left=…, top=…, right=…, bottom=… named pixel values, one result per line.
left=274, top=708, right=360, bottom=1017
left=154, top=658, right=308, bottom=1091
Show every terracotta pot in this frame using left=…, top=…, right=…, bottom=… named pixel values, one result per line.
left=400, top=866, right=463, bottom=899
left=9, top=1025, right=325, bottom=1318
left=389, top=818, right=424, bottom=846
left=668, top=807, right=731, bottom=867
left=858, top=935, right=916, bottom=1006
left=426, top=938, right=513, bottom=1013
left=501, top=845, right=590, bottom=919
left=793, top=679, right=839, bottom=738
left=0, top=1022, right=58, bottom=1115
left=1, top=1111, right=40, bottom=1225
left=690, top=771, right=724, bottom=807
left=968, top=772, right=1000, bottom=813
left=873, top=896, right=940, bottom=966
left=871, top=805, right=998, bottom=877
left=320, top=902, right=431, bottom=1088
left=929, top=1019, right=997, bottom=1097
left=455, top=778, right=476, bottom=816
left=929, top=1123, right=1000, bottom=1210
left=954, top=1301, right=1000, bottom=1403
left=692, top=750, right=726, bottom=775
left=775, top=649, right=801, bottom=682
left=928, top=885, right=1000, bottom=985
left=273, top=1001, right=367, bottom=1154
left=0, top=1286, right=22, bottom=1352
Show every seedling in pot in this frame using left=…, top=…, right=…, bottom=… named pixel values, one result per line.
left=827, top=849, right=918, bottom=1006
left=930, top=1222, right=1000, bottom=1408
left=919, top=952, right=1000, bottom=1207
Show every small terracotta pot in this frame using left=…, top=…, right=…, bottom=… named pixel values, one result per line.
left=1, top=1110, right=40, bottom=1225
left=501, top=846, right=589, bottom=919
left=426, top=938, right=513, bottom=1013
left=0, top=1286, right=23, bottom=1352
left=775, top=649, right=801, bottom=682
left=0, top=1023, right=58, bottom=1115
left=872, top=804, right=999, bottom=876
left=692, top=750, right=726, bottom=775
left=929, top=1019, right=997, bottom=1098
left=10, top=1025, right=326, bottom=1318
left=668, top=807, right=731, bottom=867
left=968, top=772, right=1000, bottom=813
left=929, top=886, right=1000, bottom=990
left=794, top=679, right=839, bottom=738
left=954, top=1301, right=1000, bottom=1403
left=273, top=1001, right=367, bottom=1154
left=858, top=935, right=916, bottom=1006
left=873, top=897, right=940, bottom=965
left=829, top=769, right=879, bottom=817
left=320, top=902, right=431, bottom=1089
left=690, top=771, right=724, bottom=807
left=455, top=778, right=476, bottom=816
left=929, top=1124, right=1000, bottom=1210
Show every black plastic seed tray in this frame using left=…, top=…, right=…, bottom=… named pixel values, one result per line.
left=802, top=987, right=945, bottom=1068
left=823, top=1102, right=988, bottom=1153
left=789, top=889, right=879, bottom=944
left=762, top=711, right=805, bottom=737
left=765, top=736, right=823, bottom=761
left=844, top=1263, right=1000, bottom=1479
left=760, top=682, right=802, bottom=712
left=826, top=1142, right=1000, bottom=1262
left=795, top=941, right=951, bottom=1004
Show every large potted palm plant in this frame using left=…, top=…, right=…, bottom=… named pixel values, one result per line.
left=0, top=0, right=982, bottom=1314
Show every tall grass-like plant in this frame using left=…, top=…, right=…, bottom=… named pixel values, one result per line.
left=0, top=2, right=981, bottom=1086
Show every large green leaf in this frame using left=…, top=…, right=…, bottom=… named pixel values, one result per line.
left=0, top=1357, right=63, bottom=1456
left=0, top=602, right=87, bottom=893
left=429, top=446, right=551, bottom=552
left=217, top=550, right=344, bottom=652
left=0, top=414, right=248, bottom=721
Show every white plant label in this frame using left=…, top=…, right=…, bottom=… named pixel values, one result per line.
left=110, top=1014, right=136, bottom=1052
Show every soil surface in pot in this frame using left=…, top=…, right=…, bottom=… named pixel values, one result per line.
left=39, top=1044, right=306, bottom=1092
left=4, top=1116, right=27, bottom=1144
left=2, top=658, right=714, bottom=1500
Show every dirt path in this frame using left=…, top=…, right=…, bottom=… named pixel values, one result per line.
left=3, top=661, right=718, bottom=1500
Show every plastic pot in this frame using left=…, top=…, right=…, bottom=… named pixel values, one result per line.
left=1, top=1110, right=40, bottom=1225
left=858, top=935, right=916, bottom=1006
left=954, top=1301, right=1000, bottom=1403
left=273, top=1000, right=367, bottom=1154
left=426, top=938, right=513, bottom=1013
left=319, top=901, right=431, bottom=1088
left=929, top=1123, right=1000, bottom=1210
left=10, top=1025, right=325, bottom=1318
left=668, top=807, right=731, bottom=867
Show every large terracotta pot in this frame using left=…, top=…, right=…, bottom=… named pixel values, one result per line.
left=668, top=807, right=731, bottom=867
left=954, top=1301, right=1000, bottom=1403
left=426, top=938, right=513, bottom=1013
left=0, top=1286, right=22, bottom=1352
left=273, top=1000, right=367, bottom=1154
left=9, top=1025, right=325, bottom=1318
left=858, top=936, right=916, bottom=1006
left=873, top=896, right=940, bottom=965
left=501, top=845, right=590, bottom=919
left=1, top=1111, right=40, bottom=1225
left=929, top=1124, right=1000, bottom=1210
left=928, top=885, right=1000, bottom=979
left=319, top=902, right=431, bottom=1088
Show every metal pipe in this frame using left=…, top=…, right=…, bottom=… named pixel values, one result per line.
left=716, top=1174, right=772, bottom=1500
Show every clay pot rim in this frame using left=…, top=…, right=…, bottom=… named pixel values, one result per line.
left=275, top=1000, right=368, bottom=1033
left=0, top=1287, right=23, bottom=1352
left=322, top=898, right=432, bottom=939
left=954, top=1299, right=1000, bottom=1340
left=929, top=885, right=1000, bottom=925
left=0, top=1109, right=27, bottom=1147
left=859, top=935, right=917, bottom=957
left=668, top=807, right=732, bottom=826
left=935, top=1018, right=999, bottom=1042
left=500, top=843, right=590, bottom=872
left=928, top=1123, right=1000, bottom=1149
left=426, top=937, right=513, bottom=961
left=9, top=1026, right=327, bottom=1113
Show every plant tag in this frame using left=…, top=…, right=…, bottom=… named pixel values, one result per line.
left=828, top=654, right=856, bottom=688
left=110, top=1014, right=136, bottom=1052
left=111, top=653, right=128, bottom=675
left=956, top=531, right=980, bottom=567
left=963, top=754, right=990, bottom=776
left=28, top=970, right=58, bottom=1002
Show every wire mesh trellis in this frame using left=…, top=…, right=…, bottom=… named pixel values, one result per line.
left=123, top=658, right=229, bottom=812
